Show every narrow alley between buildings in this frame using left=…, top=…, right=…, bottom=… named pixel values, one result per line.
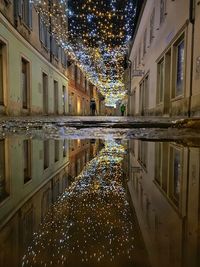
left=1, top=1, right=200, bottom=267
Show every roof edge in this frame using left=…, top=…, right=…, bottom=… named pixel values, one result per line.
left=128, top=0, right=147, bottom=58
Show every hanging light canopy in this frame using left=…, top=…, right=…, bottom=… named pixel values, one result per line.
left=33, top=0, right=137, bottom=106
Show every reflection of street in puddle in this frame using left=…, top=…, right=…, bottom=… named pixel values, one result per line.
left=22, top=140, right=149, bottom=267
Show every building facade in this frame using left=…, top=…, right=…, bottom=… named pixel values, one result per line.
left=67, top=63, right=91, bottom=116
left=0, top=0, right=105, bottom=117
left=128, top=139, right=200, bottom=267
left=0, top=0, right=70, bottom=116
left=128, top=0, right=200, bottom=118
left=0, top=136, right=71, bottom=266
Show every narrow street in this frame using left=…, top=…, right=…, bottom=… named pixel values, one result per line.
left=1, top=1, right=200, bottom=267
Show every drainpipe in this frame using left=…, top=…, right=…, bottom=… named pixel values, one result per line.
left=188, top=0, right=195, bottom=117
left=127, top=59, right=132, bottom=116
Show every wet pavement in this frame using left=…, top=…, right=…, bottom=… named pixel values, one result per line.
left=0, top=121, right=200, bottom=267
left=0, top=116, right=174, bottom=129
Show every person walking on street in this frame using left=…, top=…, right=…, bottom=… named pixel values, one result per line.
left=90, top=98, right=96, bottom=116
left=120, top=104, right=126, bottom=116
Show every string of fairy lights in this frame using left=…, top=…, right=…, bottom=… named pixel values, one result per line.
left=21, top=140, right=136, bottom=266
left=32, top=0, right=137, bottom=105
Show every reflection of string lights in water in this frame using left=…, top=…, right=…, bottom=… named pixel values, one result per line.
left=22, top=141, right=135, bottom=267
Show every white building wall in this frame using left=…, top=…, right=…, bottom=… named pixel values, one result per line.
left=129, top=0, right=192, bottom=117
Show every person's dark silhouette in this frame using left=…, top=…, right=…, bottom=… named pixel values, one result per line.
left=120, top=104, right=126, bottom=116
left=90, top=99, right=96, bottom=116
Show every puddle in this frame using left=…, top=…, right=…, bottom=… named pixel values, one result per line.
left=0, top=130, right=199, bottom=267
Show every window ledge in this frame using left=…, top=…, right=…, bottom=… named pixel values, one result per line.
left=138, top=159, right=147, bottom=173
left=171, top=95, right=184, bottom=102
left=20, top=20, right=32, bottom=33
left=23, top=178, right=32, bottom=187
left=0, top=195, right=11, bottom=208
left=153, top=179, right=183, bottom=217
left=41, top=43, right=49, bottom=53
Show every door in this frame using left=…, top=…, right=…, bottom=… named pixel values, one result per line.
left=42, top=73, right=48, bottom=114
left=62, top=85, right=66, bottom=115
left=54, top=80, right=59, bottom=114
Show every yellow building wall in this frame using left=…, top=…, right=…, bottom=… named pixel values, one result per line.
left=0, top=14, right=68, bottom=116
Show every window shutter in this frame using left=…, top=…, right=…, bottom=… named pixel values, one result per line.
left=52, top=37, right=55, bottom=55
left=29, top=2, right=33, bottom=29
left=64, top=54, right=67, bottom=68
left=58, top=46, right=61, bottom=60
left=39, top=16, right=43, bottom=42
left=47, top=31, right=50, bottom=50
left=14, top=0, right=18, bottom=19
left=18, top=0, right=22, bottom=18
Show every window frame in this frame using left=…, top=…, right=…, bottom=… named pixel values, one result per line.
left=23, top=139, right=32, bottom=184
left=0, top=39, right=8, bottom=107
left=160, top=0, right=166, bottom=25
left=174, top=38, right=185, bottom=98
left=169, top=145, right=183, bottom=207
left=150, top=8, right=155, bottom=44
left=0, top=139, right=9, bottom=204
left=21, top=57, right=30, bottom=110
left=44, top=140, right=49, bottom=170
left=157, top=57, right=165, bottom=104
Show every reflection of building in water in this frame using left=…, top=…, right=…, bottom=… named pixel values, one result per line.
left=0, top=139, right=9, bottom=203
left=68, top=139, right=100, bottom=179
left=128, top=140, right=200, bottom=267
left=0, top=138, right=70, bottom=266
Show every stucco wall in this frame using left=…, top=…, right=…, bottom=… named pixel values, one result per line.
left=0, top=13, right=69, bottom=116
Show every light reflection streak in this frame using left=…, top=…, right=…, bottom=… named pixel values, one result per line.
left=22, top=140, right=135, bottom=267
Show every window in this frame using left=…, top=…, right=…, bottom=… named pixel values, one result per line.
left=54, top=80, right=59, bottom=114
left=86, top=80, right=90, bottom=93
left=0, top=42, right=5, bottom=105
left=160, top=0, right=166, bottom=25
left=82, top=74, right=85, bottom=89
left=42, top=72, right=48, bottom=114
left=143, top=29, right=147, bottom=56
left=44, top=140, right=49, bottom=170
left=76, top=67, right=81, bottom=84
left=62, top=85, right=66, bottom=113
left=139, top=75, right=149, bottom=115
left=0, top=140, right=9, bottom=202
left=138, top=46, right=141, bottom=65
left=63, top=139, right=67, bottom=158
left=144, top=75, right=149, bottom=109
left=23, top=140, right=31, bottom=183
left=39, top=16, right=50, bottom=49
left=61, top=48, right=67, bottom=67
left=170, top=147, right=182, bottom=207
left=53, top=178, right=60, bottom=202
left=175, top=39, right=185, bottom=97
left=135, top=55, right=137, bottom=69
left=21, top=58, right=30, bottom=109
left=71, top=64, right=75, bottom=80
left=157, top=58, right=165, bottom=103
left=138, top=141, right=148, bottom=169
left=150, top=9, right=155, bottom=44
left=155, top=143, right=168, bottom=193
left=52, top=37, right=59, bottom=59
left=139, top=83, right=144, bottom=115
left=155, top=143, right=162, bottom=185
left=20, top=207, right=34, bottom=250
left=55, top=140, right=59, bottom=162
left=19, top=0, right=32, bottom=28
left=41, top=188, right=51, bottom=220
